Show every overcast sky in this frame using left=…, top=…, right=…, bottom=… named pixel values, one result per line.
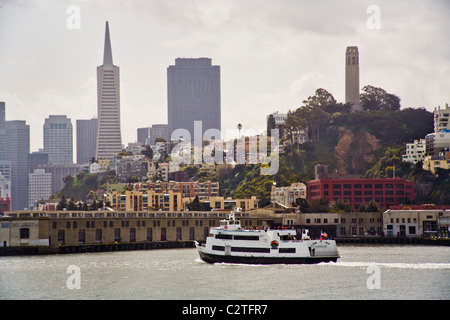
left=0, top=0, right=449, bottom=156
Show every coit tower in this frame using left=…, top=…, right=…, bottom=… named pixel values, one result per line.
left=345, top=46, right=361, bottom=111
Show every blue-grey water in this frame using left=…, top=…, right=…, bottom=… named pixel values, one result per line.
left=0, top=245, right=449, bottom=300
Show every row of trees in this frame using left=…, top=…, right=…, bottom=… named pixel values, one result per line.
left=57, top=196, right=104, bottom=211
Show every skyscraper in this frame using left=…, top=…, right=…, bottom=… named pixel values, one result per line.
left=149, top=124, right=169, bottom=145
left=167, top=58, right=221, bottom=141
left=137, top=127, right=151, bottom=146
left=5, top=120, right=29, bottom=210
left=43, top=115, right=73, bottom=164
left=345, top=46, right=361, bottom=111
left=0, top=102, right=5, bottom=159
left=28, top=169, right=52, bottom=210
left=77, top=118, right=98, bottom=164
left=96, top=21, right=122, bottom=159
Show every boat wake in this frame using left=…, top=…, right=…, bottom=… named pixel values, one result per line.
left=330, top=261, right=450, bottom=270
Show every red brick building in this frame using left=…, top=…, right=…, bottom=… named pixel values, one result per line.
left=306, top=178, right=415, bottom=209
left=0, top=197, right=10, bottom=214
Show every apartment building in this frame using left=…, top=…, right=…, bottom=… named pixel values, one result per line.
left=271, top=182, right=306, bottom=208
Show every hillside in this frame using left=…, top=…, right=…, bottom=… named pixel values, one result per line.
left=54, top=86, right=449, bottom=208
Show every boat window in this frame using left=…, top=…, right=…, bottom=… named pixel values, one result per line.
left=234, top=235, right=259, bottom=241
left=279, top=248, right=296, bottom=253
left=215, top=234, right=233, bottom=240
left=231, top=247, right=270, bottom=253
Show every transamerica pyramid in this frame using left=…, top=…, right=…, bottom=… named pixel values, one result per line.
left=95, top=21, right=122, bottom=159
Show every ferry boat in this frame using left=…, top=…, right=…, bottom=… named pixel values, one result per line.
left=195, top=208, right=339, bottom=264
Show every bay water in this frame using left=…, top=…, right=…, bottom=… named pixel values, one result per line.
left=0, top=244, right=449, bottom=300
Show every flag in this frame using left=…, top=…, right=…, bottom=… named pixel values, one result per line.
left=321, top=231, right=328, bottom=238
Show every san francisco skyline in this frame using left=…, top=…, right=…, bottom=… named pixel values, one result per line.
left=0, top=0, right=449, bottom=154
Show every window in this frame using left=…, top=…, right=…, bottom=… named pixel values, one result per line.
left=231, top=247, right=270, bottom=253
left=234, top=235, right=259, bottom=241
left=95, top=229, right=102, bottom=242
left=20, top=228, right=30, bottom=239
left=147, top=228, right=152, bottom=241
left=78, top=229, right=85, bottom=244
left=114, top=228, right=121, bottom=242
left=279, top=248, right=296, bottom=253
left=130, top=228, right=136, bottom=242
left=215, top=234, right=233, bottom=240
left=58, top=230, right=65, bottom=245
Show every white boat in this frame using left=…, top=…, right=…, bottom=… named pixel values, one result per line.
left=195, top=208, right=340, bottom=264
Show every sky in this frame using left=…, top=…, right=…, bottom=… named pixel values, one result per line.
left=0, top=0, right=449, bottom=158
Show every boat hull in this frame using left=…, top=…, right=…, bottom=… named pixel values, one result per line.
left=197, top=250, right=338, bottom=265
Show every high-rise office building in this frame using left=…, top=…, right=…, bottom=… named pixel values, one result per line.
left=5, top=120, right=30, bottom=210
left=149, top=124, right=169, bottom=145
left=77, top=118, right=98, bottom=164
left=137, top=127, right=151, bottom=146
left=0, top=102, right=5, bottom=160
left=167, top=58, right=221, bottom=141
left=96, top=21, right=122, bottom=159
left=28, top=169, right=52, bottom=210
left=43, top=115, right=73, bottom=164
left=345, top=46, right=361, bottom=111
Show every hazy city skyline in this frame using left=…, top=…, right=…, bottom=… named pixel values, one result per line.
left=0, top=0, right=449, bottom=154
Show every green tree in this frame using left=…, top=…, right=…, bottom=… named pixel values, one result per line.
left=365, top=201, right=379, bottom=212
left=360, top=85, right=401, bottom=111
left=67, top=197, right=77, bottom=211
left=267, top=114, right=276, bottom=137
left=57, top=196, right=67, bottom=211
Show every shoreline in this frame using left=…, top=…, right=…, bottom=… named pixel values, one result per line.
left=1, top=237, right=449, bottom=256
